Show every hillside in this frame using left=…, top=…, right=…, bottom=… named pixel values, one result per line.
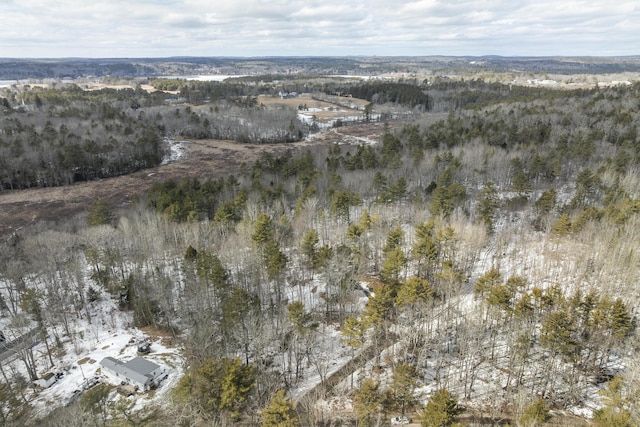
left=0, top=65, right=639, bottom=426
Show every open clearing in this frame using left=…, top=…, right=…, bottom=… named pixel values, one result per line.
left=0, top=122, right=390, bottom=236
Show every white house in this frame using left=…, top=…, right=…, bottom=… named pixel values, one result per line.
left=99, top=356, right=167, bottom=391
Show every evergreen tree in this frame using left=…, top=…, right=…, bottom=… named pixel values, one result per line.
left=430, top=177, right=466, bottom=218
left=518, top=397, right=550, bottom=427
left=301, top=228, right=319, bottom=270
left=380, top=247, right=407, bottom=284
left=512, top=170, right=532, bottom=200
left=383, top=226, right=404, bottom=255
left=87, top=200, right=115, bottom=226
left=264, top=239, right=288, bottom=281
left=421, top=388, right=463, bottom=427
left=340, top=316, right=366, bottom=350
left=551, top=213, right=572, bottom=235
left=261, top=390, right=297, bottom=427
left=330, top=190, right=362, bottom=222
left=174, top=357, right=255, bottom=421
left=477, top=181, right=499, bottom=233
left=473, top=267, right=502, bottom=297
left=392, top=363, right=418, bottom=418
left=362, top=285, right=395, bottom=328
left=593, top=376, right=633, bottom=427
left=353, top=378, right=381, bottom=427
left=540, top=310, right=579, bottom=360
left=608, top=298, right=633, bottom=340
left=412, top=220, right=438, bottom=277
left=396, top=276, right=434, bottom=307
left=535, top=188, right=557, bottom=214
left=252, top=213, right=274, bottom=247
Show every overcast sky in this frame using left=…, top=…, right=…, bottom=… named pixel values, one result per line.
left=1, top=0, right=638, bottom=58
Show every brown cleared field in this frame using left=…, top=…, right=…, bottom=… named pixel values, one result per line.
left=258, top=93, right=369, bottom=121
left=0, top=122, right=390, bottom=236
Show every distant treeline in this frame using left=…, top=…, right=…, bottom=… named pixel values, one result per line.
left=345, top=82, right=432, bottom=110
left=3, top=56, right=640, bottom=80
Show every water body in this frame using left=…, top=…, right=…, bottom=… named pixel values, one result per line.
left=158, top=75, right=246, bottom=82
left=0, top=80, right=18, bottom=88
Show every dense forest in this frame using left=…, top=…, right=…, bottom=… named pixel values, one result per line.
left=0, top=73, right=639, bottom=426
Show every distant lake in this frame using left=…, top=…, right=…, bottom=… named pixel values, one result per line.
left=158, top=75, right=247, bottom=82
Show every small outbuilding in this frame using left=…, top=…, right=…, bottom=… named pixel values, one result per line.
left=34, top=372, right=57, bottom=389
left=100, top=356, right=167, bottom=391
left=137, top=343, right=151, bottom=354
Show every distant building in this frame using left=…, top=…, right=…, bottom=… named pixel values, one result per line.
left=279, top=91, right=298, bottom=99
left=100, top=356, right=167, bottom=391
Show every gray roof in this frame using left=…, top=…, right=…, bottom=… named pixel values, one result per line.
left=100, top=356, right=161, bottom=387
left=125, top=357, right=160, bottom=376
left=101, top=356, right=122, bottom=372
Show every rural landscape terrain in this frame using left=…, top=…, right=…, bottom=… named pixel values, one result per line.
left=0, top=56, right=639, bottom=426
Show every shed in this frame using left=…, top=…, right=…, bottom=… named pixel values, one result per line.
left=34, top=372, right=57, bottom=389
left=100, top=356, right=166, bottom=391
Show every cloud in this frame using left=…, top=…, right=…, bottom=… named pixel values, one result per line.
left=0, top=0, right=638, bottom=57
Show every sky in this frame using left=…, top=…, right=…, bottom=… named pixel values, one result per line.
left=1, top=0, right=639, bottom=58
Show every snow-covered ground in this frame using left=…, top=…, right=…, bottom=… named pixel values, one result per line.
left=1, top=285, right=183, bottom=422
left=2, top=190, right=634, bottom=423
left=161, top=138, right=187, bottom=165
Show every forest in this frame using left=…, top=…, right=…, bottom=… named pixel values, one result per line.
left=0, top=70, right=639, bottom=427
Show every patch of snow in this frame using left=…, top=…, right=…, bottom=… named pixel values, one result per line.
left=161, top=138, right=186, bottom=165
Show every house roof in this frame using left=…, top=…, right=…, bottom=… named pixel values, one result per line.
left=125, top=357, right=160, bottom=376
left=100, top=356, right=161, bottom=386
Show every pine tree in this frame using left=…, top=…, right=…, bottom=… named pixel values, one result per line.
left=473, top=267, right=502, bottom=297
left=430, top=172, right=466, bottom=218
left=551, top=213, right=572, bottom=235
left=512, top=170, right=532, bottom=200
left=87, top=200, right=115, bottom=226
left=330, top=190, right=362, bottom=222
left=359, top=208, right=373, bottom=231
left=383, top=226, right=404, bottom=255
left=340, top=316, right=366, bottom=350
left=175, top=357, right=255, bottom=421
left=593, top=376, right=633, bottom=427
left=261, top=390, right=297, bottom=427
left=540, top=310, right=579, bottom=360
left=486, top=284, right=513, bottom=313
left=380, top=247, right=407, bottom=284
left=288, top=301, right=314, bottom=335
left=396, top=276, right=434, bottom=307
left=477, top=181, right=499, bottom=233
left=412, top=220, right=438, bottom=278
left=347, top=222, right=364, bottom=240
left=392, top=363, right=418, bottom=418
left=608, top=298, right=633, bottom=340
left=421, top=388, right=463, bottom=427
left=362, top=285, right=395, bottom=329
left=536, top=188, right=557, bottom=214
left=301, top=228, right=319, bottom=269
left=252, top=213, right=274, bottom=247
left=264, top=239, right=288, bottom=281
left=353, top=378, right=381, bottom=427
left=519, top=397, right=550, bottom=427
